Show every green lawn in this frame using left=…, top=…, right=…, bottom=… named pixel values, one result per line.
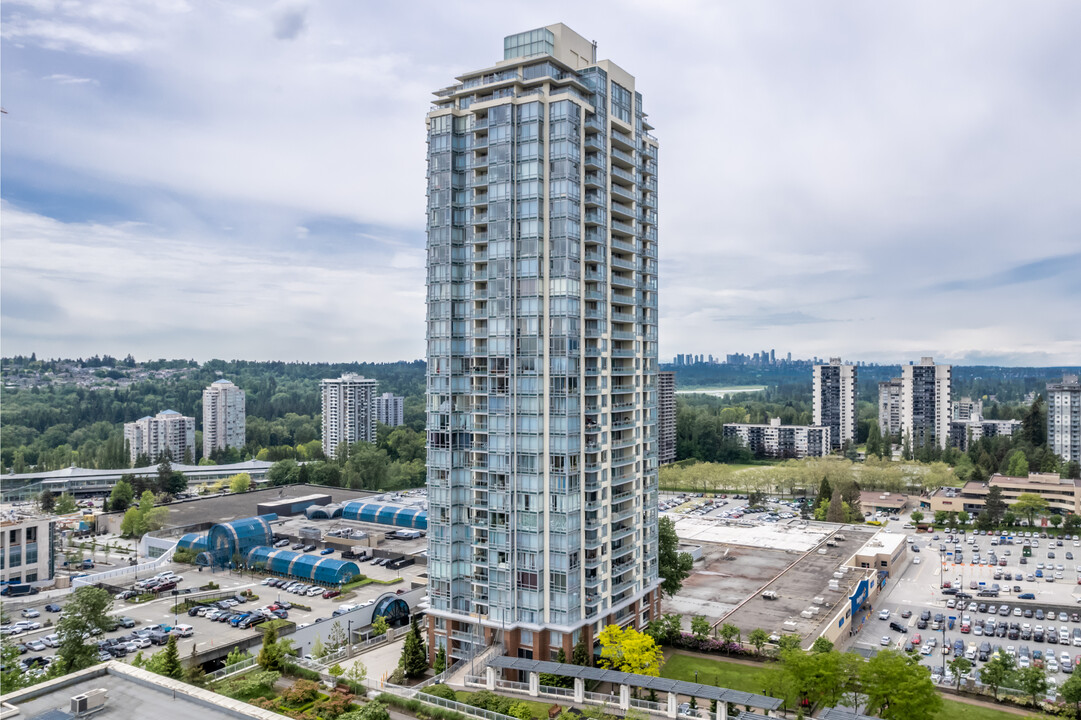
left=936, top=698, right=1049, bottom=720
left=660, top=653, right=771, bottom=695
left=660, top=654, right=1051, bottom=720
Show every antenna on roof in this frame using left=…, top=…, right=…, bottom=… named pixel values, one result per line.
left=591, top=40, right=597, bottom=63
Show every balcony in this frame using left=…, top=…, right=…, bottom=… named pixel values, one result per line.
left=611, top=274, right=636, bottom=289
left=611, top=147, right=635, bottom=168
left=610, top=183, right=636, bottom=203
left=584, top=171, right=606, bottom=189
left=584, top=134, right=606, bottom=152
left=611, top=202, right=635, bottom=220
left=584, top=153, right=606, bottom=170
left=611, top=165, right=636, bottom=185
left=611, top=129, right=635, bottom=150
left=611, top=219, right=636, bottom=236
left=611, top=256, right=635, bottom=272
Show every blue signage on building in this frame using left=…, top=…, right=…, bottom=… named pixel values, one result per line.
left=850, top=578, right=870, bottom=616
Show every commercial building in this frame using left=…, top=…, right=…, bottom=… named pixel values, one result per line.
left=878, top=377, right=902, bottom=436
left=123, top=410, right=195, bottom=465
left=859, top=491, right=910, bottom=514
left=0, top=511, right=55, bottom=586
left=900, top=357, right=952, bottom=450
left=424, top=24, right=661, bottom=662
left=658, top=370, right=677, bottom=465
left=320, top=373, right=378, bottom=459
left=202, top=378, right=246, bottom=458
left=926, top=472, right=1079, bottom=515
left=375, top=391, right=406, bottom=427
left=813, top=358, right=857, bottom=450
left=1048, top=374, right=1081, bottom=464
left=723, top=418, right=831, bottom=459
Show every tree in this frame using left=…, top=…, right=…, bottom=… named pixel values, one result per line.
left=979, top=651, right=1017, bottom=700
left=910, top=510, right=924, bottom=525
left=984, top=485, right=1008, bottom=525
left=815, top=478, right=833, bottom=510
left=38, top=490, right=56, bottom=514
left=1061, top=672, right=1081, bottom=719
left=433, top=645, right=447, bottom=675
left=371, top=615, right=389, bottom=637
left=1013, top=493, right=1049, bottom=527
left=810, top=637, right=834, bottom=654
left=866, top=421, right=881, bottom=458
left=228, top=473, right=252, bottom=493
left=719, top=623, right=739, bottom=652
left=598, top=625, right=664, bottom=676
left=572, top=639, right=591, bottom=667
left=1052, top=515, right=1064, bottom=529
left=56, top=586, right=113, bottom=673
left=947, top=656, right=971, bottom=690
left=1018, top=665, right=1049, bottom=707
left=658, top=515, right=693, bottom=596
left=345, top=660, right=368, bottom=691
left=311, top=636, right=326, bottom=659
left=956, top=511, right=970, bottom=529
left=1066, top=514, right=1081, bottom=534
left=508, top=703, right=532, bottom=720
left=539, top=647, right=572, bottom=688
left=826, top=489, right=845, bottom=523
left=257, top=626, right=287, bottom=671
left=1006, top=450, right=1030, bottom=478
left=54, top=493, right=78, bottom=514
left=327, top=620, right=348, bottom=651
left=861, top=650, right=941, bottom=720
left=109, top=478, right=134, bottom=512
left=902, top=432, right=912, bottom=461
left=1063, top=461, right=1081, bottom=481
left=399, top=617, right=428, bottom=678
left=1022, top=396, right=1046, bottom=447
left=748, top=629, right=770, bottom=656
left=690, top=616, right=710, bottom=639
left=158, top=634, right=183, bottom=679
left=1, top=639, right=27, bottom=693
left=1003, top=511, right=1017, bottom=528
left=224, top=646, right=252, bottom=666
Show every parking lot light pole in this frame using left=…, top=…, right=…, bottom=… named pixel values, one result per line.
left=172, top=589, right=180, bottom=626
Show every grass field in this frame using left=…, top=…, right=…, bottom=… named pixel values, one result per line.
left=660, top=653, right=1050, bottom=720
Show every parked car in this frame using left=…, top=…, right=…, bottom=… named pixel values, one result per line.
left=322, top=589, right=341, bottom=599
left=44, top=604, right=62, bottom=613
left=303, top=545, right=317, bottom=553
left=20, top=609, right=40, bottom=619
left=320, top=548, right=335, bottom=555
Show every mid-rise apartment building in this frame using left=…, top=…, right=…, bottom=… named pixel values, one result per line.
left=658, top=371, right=676, bottom=465
left=949, top=418, right=1021, bottom=451
left=0, top=513, right=56, bottom=586
left=900, top=357, right=951, bottom=450
left=812, top=358, right=857, bottom=450
left=320, top=374, right=378, bottom=459
left=124, top=410, right=195, bottom=465
left=878, top=378, right=903, bottom=437
left=424, top=24, right=661, bottom=662
left=374, top=392, right=405, bottom=427
left=202, top=379, right=246, bottom=458
left=723, top=418, right=831, bottom=459
left=1048, top=374, right=1081, bottom=464
left=926, top=473, right=1079, bottom=516
left=951, top=397, right=983, bottom=421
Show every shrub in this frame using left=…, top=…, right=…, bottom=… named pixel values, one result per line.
left=282, top=678, right=321, bottom=707
left=313, top=692, right=354, bottom=719
left=422, top=684, right=457, bottom=701
left=508, top=702, right=533, bottom=720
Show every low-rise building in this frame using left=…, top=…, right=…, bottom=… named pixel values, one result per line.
left=723, top=418, right=830, bottom=459
left=926, top=472, right=1079, bottom=516
left=949, top=417, right=1021, bottom=451
left=0, top=511, right=55, bottom=586
left=859, top=491, right=910, bottom=514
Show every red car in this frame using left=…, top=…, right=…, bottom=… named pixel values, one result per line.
left=322, top=589, right=341, bottom=599
left=911, top=633, right=922, bottom=645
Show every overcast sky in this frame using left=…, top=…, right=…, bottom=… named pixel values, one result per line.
left=2, top=1, right=1079, bottom=366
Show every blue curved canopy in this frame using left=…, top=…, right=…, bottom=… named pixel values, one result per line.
left=341, top=501, right=427, bottom=529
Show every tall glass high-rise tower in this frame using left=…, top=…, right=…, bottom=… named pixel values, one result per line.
left=425, top=24, right=660, bottom=662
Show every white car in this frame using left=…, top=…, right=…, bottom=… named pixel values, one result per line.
left=41, top=634, right=60, bottom=648
left=21, top=609, right=40, bottom=619
left=25, top=640, right=46, bottom=652
left=306, top=586, right=322, bottom=597
left=878, top=610, right=890, bottom=620
left=913, top=557, right=921, bottom=564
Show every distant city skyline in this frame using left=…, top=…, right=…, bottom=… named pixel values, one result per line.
left=1, top=2, right=1079, bottom=366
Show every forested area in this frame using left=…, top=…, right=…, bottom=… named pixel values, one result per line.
left=0, top=357, right=426, bottom=472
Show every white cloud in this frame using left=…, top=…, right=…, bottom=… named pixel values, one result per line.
left=1, top=1, right=1079, bottom=364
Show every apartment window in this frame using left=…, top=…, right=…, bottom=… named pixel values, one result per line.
left=8, top=546, right=21, bottom=568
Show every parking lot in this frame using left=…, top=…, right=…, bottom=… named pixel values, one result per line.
left=848, top=526, right=1081, bottom=698
left=3, top=555, right=426, bottom=676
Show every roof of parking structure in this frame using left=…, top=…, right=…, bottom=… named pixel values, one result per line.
left=668, top=515, right=834, bottom=552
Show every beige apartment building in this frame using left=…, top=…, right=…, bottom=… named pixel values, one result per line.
left=926, top=472, right=1080, bottom=516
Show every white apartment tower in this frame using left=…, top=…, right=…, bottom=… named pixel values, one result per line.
left=1048, top=374, right=1081, bottom=464
left=202, top=379, right=246, bottom=458
left=425, top=24, right=661, bottom=662
left=374, top=392, right=405, bottom=427
left=901, top=357, right=952, bottom=450
left=124, top=410, right=195, bottom=465
left=320, top=374, right=378, bottom=459
left=812, top=358, right=857, bottom=451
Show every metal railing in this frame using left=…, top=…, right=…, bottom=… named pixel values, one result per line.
left=72, top=541, right=178, bottom=588
left=206, top=656, right=256, bottom=680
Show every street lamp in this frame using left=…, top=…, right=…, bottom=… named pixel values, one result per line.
left=172, top=589, right=180, bottom=626
left=347, top=620, right=353, bottom=658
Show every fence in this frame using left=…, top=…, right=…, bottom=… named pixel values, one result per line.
left=72, top=541, right=178, bottom=588
left=293, top=626, right=411, bottom=672
left=403, top=688, right=521, bottom=720
left=206, top=656, right=256, bottom=681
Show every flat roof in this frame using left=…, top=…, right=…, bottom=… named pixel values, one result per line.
left=670, top=515, right=832, bottom=552
left=151, top=485, right=377, bottom=529
left=0, top=662, right=291, bottom=720
left=859, top=491, right=908, bottom=508
left=851, top=531, right=907, bottom=558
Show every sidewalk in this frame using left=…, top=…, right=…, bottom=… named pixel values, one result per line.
left=337, top=636, right=406, bottom=686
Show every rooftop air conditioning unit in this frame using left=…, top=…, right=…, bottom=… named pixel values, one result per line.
left=813, top=597, right=825, bottom=605
left=71, top=688, right=108, bottom=716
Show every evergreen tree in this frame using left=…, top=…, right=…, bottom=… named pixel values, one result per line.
left=1021, top=396, right=1046, bottom=447
left=983, top=485, right=1007, bottom=525
left=399, top=617, right=428, bottom=678
left=866, top=422, right=880, bottom=458
left=433, top=645, right=447, bottom=675
left=826, top=490, right=845, bottom=523
left=160, top=634, right=183, bottom=679
left=815, top=477, right=833, bottom=510
left=572, top=639, right=591, bottom=667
